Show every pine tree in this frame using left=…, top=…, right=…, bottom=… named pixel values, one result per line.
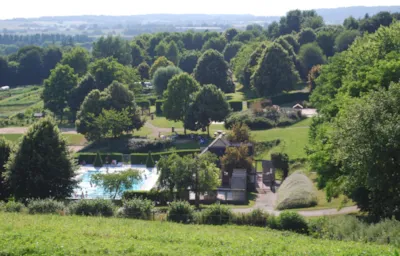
left=145, top=151, right=155, bottom=168
left=94, top=151, right=103, bottom=168
left=5, top=118, right=77, bottom=200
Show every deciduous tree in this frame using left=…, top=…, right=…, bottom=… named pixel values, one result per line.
left=61, top=47, right=90, bottom=76
left=152, top=66, right=182, bottom=96
left=92, top=169, right=141, bottom=199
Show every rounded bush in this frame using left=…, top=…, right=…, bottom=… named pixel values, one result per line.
left=3, top=201, right=25, bottom=213
left=233, top=209, right=269, bottom=227
left=279, top=211, right=309, bottom=234
left=167, top=201, right=195, bottom=224
left=68, top=199, right=114, bottom=217
left=276, top=172, right=318, bottom=210
left=118, top=198, right=154, bottom=220
left=28, top=199, right=65, bottom=214
left=202, top=203, right=233, bottom=225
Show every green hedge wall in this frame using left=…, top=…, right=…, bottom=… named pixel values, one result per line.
left=147, top=96, right=157, bottom=106
left=76, top=153, right=123, bottom=165
left=130, top=149, right=200, bottom=165
left=229, top=101, right=243, bottom=112
left=122, top=190, right=189, bottom=204
left=136, top=99, right=151, bottom=109
left=270, top=92, right=310, bottom=105
left=156, top=100, right=164, bottom=115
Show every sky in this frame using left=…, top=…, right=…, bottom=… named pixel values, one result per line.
left=0, top=0, right=399, bottom=19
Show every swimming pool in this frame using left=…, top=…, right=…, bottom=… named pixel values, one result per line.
left=71, top=165, right=159, bottom=199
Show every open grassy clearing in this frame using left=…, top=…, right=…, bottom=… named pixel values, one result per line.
left=0, top=133, right=87, bottom=146
left=0, top=212, right=394, bottom=256
left=0, top=86, right=43, bottom=118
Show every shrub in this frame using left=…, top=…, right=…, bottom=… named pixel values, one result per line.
left=147, top=96, right=157, bottom=106
left=233, top=209, right=269, bottom=227
left=276, top=172, right=318, bottom=210
left=3, top=201, right=25, bottom=213
left=136, top=99, right=151, bottom=109
left=229, top=101, right=243, bottom=112
left=122, top=190, right=171, bottom=205
left=128, top=138, right=173, bottom=153
left=201, top=203, right=233, bottom=225
left=276, top=117, right=296, bottom=127
left=270, top=92, right=309, bottom=105
left=130, top=150, right=200, bottom=165
left=93, top=152, right=103, bottom=167
left=225, top=110, right=275, bottom=130
left=167, top=201, right=195, bottom=224
left=156, top=100, right=164, bottom=115
left=145, top=151, right=155, bottom=167
left=28, top=198, right=65, bottom=214
left=278, top=211, right=309, bottom=234
left=309, top=216, right=400, bottom=247
left=118, top=198, right=154, bottom=220
left=68, top=199, right=114, bottom=217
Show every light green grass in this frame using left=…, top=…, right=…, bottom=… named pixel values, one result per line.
left=0, top=134, right=87, bottom=146
left=133, top=126, right=153, bottom=137
left=149, top=116, right=184, bottom=128
left=0, top=86, right=43, bottom=118
left=0, top=213, right=394, bottom=255
left=253, top=126, right=309, bottom=160
left=290, top=117, right=313, bottom=127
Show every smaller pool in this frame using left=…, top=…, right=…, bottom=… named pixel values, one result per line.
left=71, top=165, right=158, bottom=199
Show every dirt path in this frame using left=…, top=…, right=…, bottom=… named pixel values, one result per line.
left=0, top=127, right=77, bottom=134
left=144, top=122, right=184, bottom=138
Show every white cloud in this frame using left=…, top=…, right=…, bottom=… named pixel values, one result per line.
left=1, top=0, right=399, bottom=19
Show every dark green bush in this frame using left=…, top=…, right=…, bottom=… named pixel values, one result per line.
left=128, top=138, right=173, bottom=153
left=200, top=203, right=233, bottom=225
left=278, top=211, right=309, bottom=234
left=167, top=201, right=195, bottom=224
left=122, top=190, right=171, bottom=205
left=156, top=100, right=164, bottom=115
left=136, top=99, right=151, bottom=109
left=118, top=198, right=154, bottom=220
left=76, top=153, right=123, bottom=165
left=225, top=111, right=274, bottom=130
left=28, top=199, right=65, bottom=214
left=233, top=209, right=270, bottom=227
left=68, top=199, right=114, bottom=217
left=130, top=150, right=200, bottom=165
left=147, top=96, right=157, bottom=106
left=93, top=152, right=103, bottom=167
left=3, top=201, right=25, bottom=213
left=270, top=92, right=310, bottom=105
left=229, top=101, right=243, bottom=112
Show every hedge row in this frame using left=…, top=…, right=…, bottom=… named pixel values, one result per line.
left=131, top=149, right=200, bottom=165
left=229, top=101, right=243, bottom=112
left=270, top=92, right=310, bottom=105
left=156, top=100, right=164, bottom=115
left=136, top=99, right=151, bottom=109
left=75, top=153, right=123, bottom=165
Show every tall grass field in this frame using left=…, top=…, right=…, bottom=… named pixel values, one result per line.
left=0, top=212, right=396, bottom=255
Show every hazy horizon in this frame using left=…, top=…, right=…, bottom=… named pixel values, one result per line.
left=1, top=0, right=399, bottom=20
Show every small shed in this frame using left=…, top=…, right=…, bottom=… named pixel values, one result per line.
left=33, top=112, right=44, bottom=118
left=0, top=86, right=10, bottom=90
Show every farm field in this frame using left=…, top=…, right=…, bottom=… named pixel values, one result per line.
left=0, top=86, right=43, bottom=118
left=0, top=133, right=87, bottom=146
left=0, top=212, right=395, bottom=256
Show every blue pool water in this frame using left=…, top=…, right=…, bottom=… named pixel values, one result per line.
left=72, top=166, right=158, bottom=199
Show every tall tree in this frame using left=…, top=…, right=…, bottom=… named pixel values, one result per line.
left=194, top=50, right=233, bottom=93
left=92, top=36, right=132, bottom=65
left=149, top=56, right=174, bottom=78
left=316, top=31, right=336, bottom=57
left=202, top=37, right=227, bottom=53
left=152, top=66, right=182, bottom=96
left=18, top=48, right=44, bottom=85
left=92, top=169, right=141, bottom=199
left=68, top=74, right=97, bottom=121
left=130, top=42, right=145, bottom=67
left=61, top=47, right=90, bottom=76
left=343, top=16, right=359, bottom=30
left=298, top=43, right=326, bottom=76
left=224, top=28, right=239, bottom=42
left=178, top=50, right=200, bottom=74
left=185, top=84, right=230, bottom=135
left=5, top=118, right=77, bottom=200
left=42, top=64, right=78, bottom=122
left=253, top=43, right=300, bottom=97
left=166, top=41, right=180, bottom=65
left=138, top=62, right=150, bottom=81
left=163, top=73, right=200, bottom=134
left=223, top=42, right=243, bottom=63
left=0, top=137, right=11, bottom=200
left=335, top=30, right=359, bottom=52
left=42, top=47, right=63, bottom=78
left=298, top=28, right=317, bottom=45
left=94, top=108, right=132, bottom=138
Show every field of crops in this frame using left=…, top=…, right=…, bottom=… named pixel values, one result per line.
left=0, top=212, right=396, bottom=255
left=0, top=86, right=43, bottom=118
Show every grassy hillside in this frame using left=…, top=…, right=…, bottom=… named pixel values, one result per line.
left=0, top=86, right=43, bottom=118
left=0, top=212, right=395, bottom=256
left=0, top=133, right=86, bottom=146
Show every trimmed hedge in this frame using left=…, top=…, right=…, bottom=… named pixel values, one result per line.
left=130, top=149, right=200, bottom=165
left=122, top=190, right=185, bottom=205
left=147, top=96, right=157, bottom=106
left=136, top=99, right=151, bottom=109
left=75, top=153, right=123, bottom=165
left=270, top=92, right=310, bottom=105
left=229, top=101, right=243, bottom=112
left=156, top=100, right=164, bottom=115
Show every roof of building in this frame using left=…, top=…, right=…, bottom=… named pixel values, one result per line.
left=200, top=134, right=253, bottom=155
left=293, top=103, right=304, bottom=109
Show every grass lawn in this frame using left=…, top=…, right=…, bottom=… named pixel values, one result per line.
left=0, top=133, right=87, bottom=146
left=0, top=86, right=43, bottom=118
left=0, top=213, right=393, bottom=255
left=252, top=126, right=309, bottom=160
left=148, top=116, right=184, bottom=128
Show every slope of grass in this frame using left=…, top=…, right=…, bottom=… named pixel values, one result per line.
left=0, top=86, right=43, bottom=118
left=0, top=212, right=394, bottom=255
